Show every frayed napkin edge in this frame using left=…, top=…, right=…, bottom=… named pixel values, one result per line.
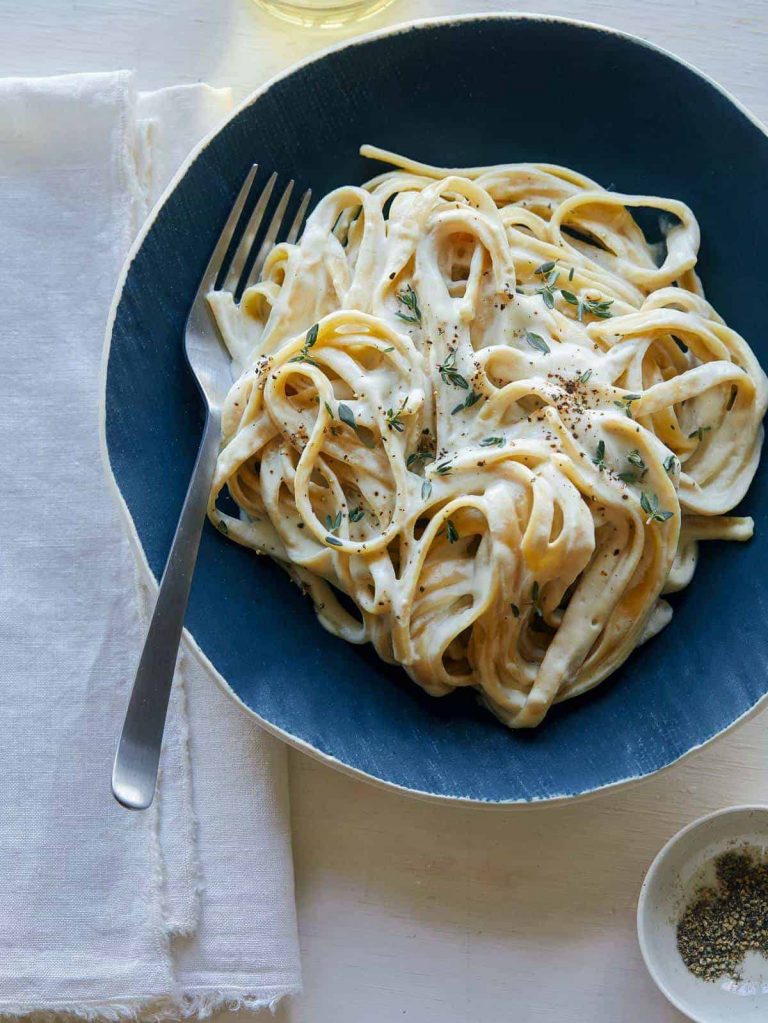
left=0, top=985, right=301, bottom=1022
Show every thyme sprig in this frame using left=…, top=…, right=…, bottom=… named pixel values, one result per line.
left=592, top=440, right=607, bottom=471
left=534, top=262, right=560, bottom=309
left=385, top=396, right=409, bottom=432
left=531, top=261, right=613, bottom=321
left=445, top=519, right=459, bottom=544
left=641, top=491, right=674, bottom=524
left=349, top=507, right=365, bottom=522
left=613, top=393, right=642, bottom=418
left=289, top=322, right=320, bottom=365
left=627, top=449, right=647, bottom=478
left=688, top=425, right=711, bottom=442
left=395, top=284, right=422, bottom=325
left=438, top=350, right=469, bottom=390
left=480, top=436, right=505, bottom=447
left=407, top=450, right=434, bottom=468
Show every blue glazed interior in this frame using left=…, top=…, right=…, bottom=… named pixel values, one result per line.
left=106, top=17, right=768, bottom=801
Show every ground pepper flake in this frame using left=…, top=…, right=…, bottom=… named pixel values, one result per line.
left=676, top=847, right=768, bottom=982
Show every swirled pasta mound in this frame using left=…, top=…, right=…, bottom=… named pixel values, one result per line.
left=207, top=146, right=767, bottom=728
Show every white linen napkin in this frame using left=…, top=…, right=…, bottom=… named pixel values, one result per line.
left=0, top=71, right=300, bottom=1018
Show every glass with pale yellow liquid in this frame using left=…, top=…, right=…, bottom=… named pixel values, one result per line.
left=253, top=0, right=396, bottom=29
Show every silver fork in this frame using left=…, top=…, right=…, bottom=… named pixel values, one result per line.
left=112, top=167, right=311, bottom=810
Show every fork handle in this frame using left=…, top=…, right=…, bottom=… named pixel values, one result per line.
left=112, top=410, right=221, bottom=810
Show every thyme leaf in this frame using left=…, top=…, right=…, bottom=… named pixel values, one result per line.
left=524, top=329, right=550, bottom=355
left=592, top=440, right=607, bottom=471
left=325, top=511, right=342, bottom=534
left=451, top=389, right=482, bottom=415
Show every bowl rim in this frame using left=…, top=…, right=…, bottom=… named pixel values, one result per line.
left=100, top=11, right=768, bottom=808
left=636, top=804, right=768, bottom=1021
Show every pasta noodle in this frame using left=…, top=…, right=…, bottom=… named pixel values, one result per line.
left=207, top=146, right=767, bottom=727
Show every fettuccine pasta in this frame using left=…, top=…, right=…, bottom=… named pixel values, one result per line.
left=207, top=147, right=767, bottom=727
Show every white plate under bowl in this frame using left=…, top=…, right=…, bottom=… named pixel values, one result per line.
left=637, top=806, right=768, bottom=1022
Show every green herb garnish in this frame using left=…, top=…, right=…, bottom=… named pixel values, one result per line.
left=445, top=519, right=459, bottom=544
left=524, top=329, right=550, bottom=355
left=217, top=519, right=228, bottom=534
left=534, top=261, right=559, bottom=308
left=434, top=461, right=453, bottom=476
left=480, top=436, right=504, bottom=447
left=451, top=389, right=482, bottom=415
left=534, top=260, right=557, bottom=275
left=627, top=449, right=647, bottom=478
left=663, top=454, right=678, bottom=474
left=592, top=440, right=607, bottom=471
left=688, top=426, right=711, bottom=442
left=613, top=393, right=642, bottom=418
left=583, top=297, right=614, bottom=319
left=385, top=397, right=408, bottom=432
left=407, top=450, right=434, bottom=468
left=349, top=507, right=365, bottom=522
left=438, top=350, right=469, bottom=390
left=290, top=322, right=319, bottom=365
left=395, top=284, right=422, bottom=325
left=640, top=491, right=674, bottom=524
left=325, top=535, right=343, bottom=547
left=325, top=511, right=342, bottom=534
left=510, top=603, right=520, bottom=618
left=566, top=294, right=614, bottom=323
left=337, top=403, right=355, bottom=431
left=421, top=479, right=433, bottom=501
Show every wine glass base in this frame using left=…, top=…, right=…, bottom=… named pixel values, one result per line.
left=253, top=0, right=397, bottom=29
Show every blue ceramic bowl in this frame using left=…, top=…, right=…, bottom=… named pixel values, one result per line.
left=105, top=15, right=768, bottom=804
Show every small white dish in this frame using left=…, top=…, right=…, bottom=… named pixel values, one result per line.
left=638, top=806, right=768, bottom=1022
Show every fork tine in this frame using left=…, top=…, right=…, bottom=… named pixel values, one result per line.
left=221, top=171, right=277, bottom=293
left=285, top=188, right=312, bottom=245
left=198, top=164, right=258, bottom=297
left=241, top=179, right=295, bottom=292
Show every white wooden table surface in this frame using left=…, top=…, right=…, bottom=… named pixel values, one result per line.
left=7, top=1, right=767, bottom=1019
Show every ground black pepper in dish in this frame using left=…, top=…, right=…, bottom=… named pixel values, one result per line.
left=676, top=847, right=768, bottom=982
